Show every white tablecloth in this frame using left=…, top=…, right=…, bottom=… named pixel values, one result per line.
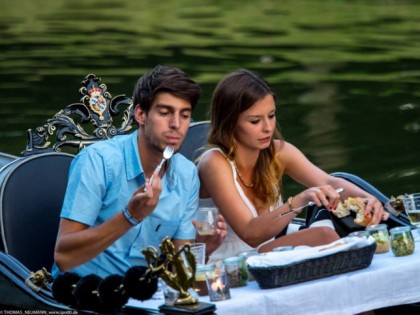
left=127, top=247, right=420, bottom=315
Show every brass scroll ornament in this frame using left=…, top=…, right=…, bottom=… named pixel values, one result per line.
left=142, top=237, right=198, bottom=305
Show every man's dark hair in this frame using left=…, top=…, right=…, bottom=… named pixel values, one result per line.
left=133, top=65, right=201, bottom=113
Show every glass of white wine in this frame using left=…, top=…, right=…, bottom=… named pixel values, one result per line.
left=195, top=207, right=218, bottom=236
left=402, top=193, right=420, bottom=241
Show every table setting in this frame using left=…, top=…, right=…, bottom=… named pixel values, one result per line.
left=126, top=193, right=420, bottom=315
left=128, top=241, right=420, bottom=315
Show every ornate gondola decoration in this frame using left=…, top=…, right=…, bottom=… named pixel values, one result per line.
left=24, top=267, right=53, bottom=292
left=52, top=268, right=152, bottom=313
left=23, top=74, right=134, bottom=156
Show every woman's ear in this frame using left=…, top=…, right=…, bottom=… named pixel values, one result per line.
left=134, top=104, right=146, bottom=126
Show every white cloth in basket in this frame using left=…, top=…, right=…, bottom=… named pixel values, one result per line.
left=246, top=236, right=375, bottom=267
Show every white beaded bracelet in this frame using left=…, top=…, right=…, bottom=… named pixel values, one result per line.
left=122, top=206, right=142, bottom=226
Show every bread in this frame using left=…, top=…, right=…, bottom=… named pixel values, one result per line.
left=332, top=197, right=372, bottom=227
left=354, top=210, right=373, bottom=227
left=332, top=201, right=351, bottom=218
left=344, top=197, right=364, bottom=212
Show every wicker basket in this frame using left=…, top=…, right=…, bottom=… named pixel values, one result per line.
left=248, top=242, right=376, bottom=289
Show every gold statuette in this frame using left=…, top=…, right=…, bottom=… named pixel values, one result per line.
left=142, top=237, right=198, bottom=305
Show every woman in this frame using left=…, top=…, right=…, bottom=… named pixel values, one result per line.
left=197, top=69, right=386, bottom=262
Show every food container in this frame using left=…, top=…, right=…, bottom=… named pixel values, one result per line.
left=348, top=231, right=370, bottom=239
left=223, top=256, right=248, bottom=287
left=389, top=226, right=415, bottom=257
left=366, top=224, right=390, bottom=253
left=195, top=263, right=215, bottom=296
left=239, top=250, right=259, bottom=281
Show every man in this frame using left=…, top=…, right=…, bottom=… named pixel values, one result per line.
left=52, top=65, right=224, bottom=278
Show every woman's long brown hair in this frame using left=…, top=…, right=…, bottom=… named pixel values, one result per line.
left=208, top=69, right=284, bottom=207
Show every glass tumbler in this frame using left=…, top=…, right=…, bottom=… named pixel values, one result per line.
left=402, top=193, right=420, bottom=241
left=195, top=263, right=215, bottom=296
left=195, top=207, right=219, bottom=235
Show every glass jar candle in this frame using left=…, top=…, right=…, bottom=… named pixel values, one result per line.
left=223, top=256, right=248, bottom=288
left=195, top=263, right=215, bottom=296
left=366, top=224, right=390, bottom=253
left=205, top=272, right=231, bottom=301
left=390, top=226, right=415, bottom=257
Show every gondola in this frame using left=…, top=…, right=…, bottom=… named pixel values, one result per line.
left=0, top=73, right=414, bottom=313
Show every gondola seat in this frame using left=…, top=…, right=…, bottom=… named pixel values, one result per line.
left=0, top=74, right=133, bottom=310
left=179, top=120, right=210, bottom=161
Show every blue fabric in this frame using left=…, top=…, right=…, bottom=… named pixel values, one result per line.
left=51, top=130, right=199, bottom=277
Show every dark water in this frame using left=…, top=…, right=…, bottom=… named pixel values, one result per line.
left=0, top=0, right=419, bottom=197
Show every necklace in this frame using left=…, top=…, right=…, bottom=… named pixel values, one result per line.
left=233, top=160, right=255, bottom=189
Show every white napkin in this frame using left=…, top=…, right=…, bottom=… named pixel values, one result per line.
left=246, top=236, right=375, bottom=267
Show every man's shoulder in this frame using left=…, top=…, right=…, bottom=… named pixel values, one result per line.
left=75, top=134, right=130, bottom=162
left=171, top=153, right=197, bottom=176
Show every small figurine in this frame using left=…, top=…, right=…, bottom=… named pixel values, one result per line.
left=143, top=237, right=198, bottom=305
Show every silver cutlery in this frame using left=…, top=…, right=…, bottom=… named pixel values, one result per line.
left=144, top=146, right=174, bottom=191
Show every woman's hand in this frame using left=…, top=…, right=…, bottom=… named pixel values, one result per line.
left=361, top=196, right=389, bottom=225
left=193, top=214, right=227, bottom=260
left=294, top=185, right=342, bottom=210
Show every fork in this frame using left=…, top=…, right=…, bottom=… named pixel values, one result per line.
left=144, top=146, right=174, bottom=191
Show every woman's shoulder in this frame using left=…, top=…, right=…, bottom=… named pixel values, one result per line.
left=198, top=147, right=230, bottom=169
left=274, top=139, right=306, bottom=165
left=202, top=146, right=225, bottom=155
left=274, top=139, right=299, bottom=154
left=199, top=147, right=226, bottom=160
left=275, top=139, right=311, bottom=176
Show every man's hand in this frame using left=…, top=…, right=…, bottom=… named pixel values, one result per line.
left=126, top=172, right=162, bottom=222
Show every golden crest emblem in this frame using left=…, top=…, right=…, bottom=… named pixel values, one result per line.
left=88, top=87, right=107, bottom=120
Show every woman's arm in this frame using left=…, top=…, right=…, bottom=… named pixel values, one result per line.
left=280, top=141, right=385, bottom=224
left=198, top=149, right=302, bottom=248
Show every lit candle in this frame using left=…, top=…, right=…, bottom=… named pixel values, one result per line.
left=211, top=278, right=225, bottom=292
left=206, top=273, right=231, bottom=301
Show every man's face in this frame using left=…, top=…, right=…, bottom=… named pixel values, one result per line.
left=135, top=92, right=192, bottom=153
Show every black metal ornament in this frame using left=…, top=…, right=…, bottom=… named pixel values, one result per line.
left=51, top=272, right=81, bottom=307
left=123, top=265, right=158, bottom=301
left=72, top=274, right=103, bottom=312
left=98, top=274, right=129, bottom=311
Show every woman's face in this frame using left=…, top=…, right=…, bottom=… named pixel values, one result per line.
left=234, top=94, right=276, bottom=151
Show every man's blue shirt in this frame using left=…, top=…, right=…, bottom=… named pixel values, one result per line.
left=52, top=130, right=199, bottom=277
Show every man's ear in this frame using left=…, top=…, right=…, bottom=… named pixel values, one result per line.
left=134, top=104, right=146, bottom=126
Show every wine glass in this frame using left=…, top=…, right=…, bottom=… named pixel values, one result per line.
left=402, top=193, right=420, bottom=241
